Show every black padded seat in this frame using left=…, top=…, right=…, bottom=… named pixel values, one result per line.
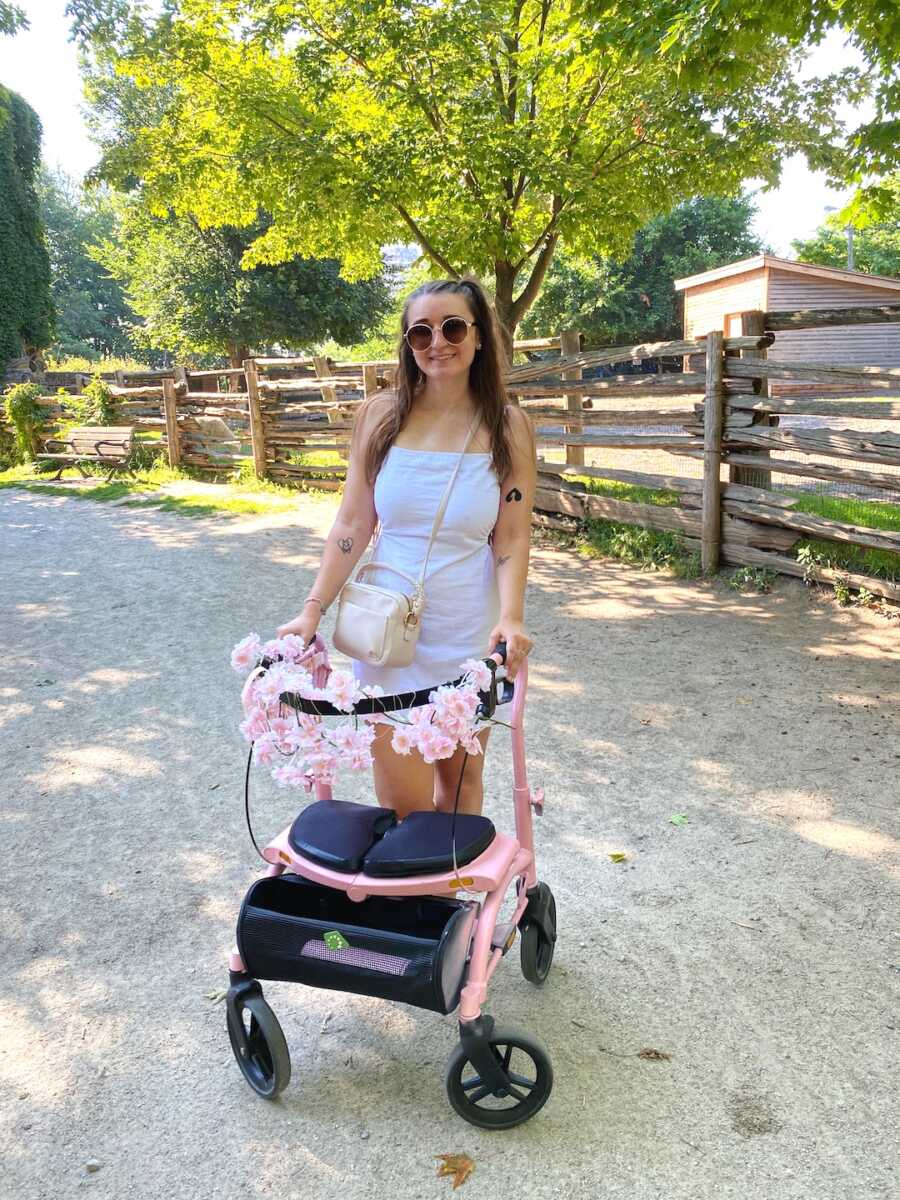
left=362, top=811, right=496, bottom=878
left=288, top=800, right=397, bottom=873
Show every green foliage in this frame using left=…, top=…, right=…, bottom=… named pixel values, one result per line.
left=521, top=196, right=766, bottom=344
left=793, top=175, right=900, bottom=277
left=70, top=1, right=857, bottom=338
left=91, top=200, right=393, bottom=364
left=0, top=3, right=27, bottom=37
left=575, top=474, right=679, bottom=507
left=3, top=381, right=43, bottom=461
left=0, top=87, right=53, bottom=362
left=38, top=167, right=139, bottom=359
left=590, top=0, right=899, bottom=191
left=62, top=372, right=117, bottom=427
left=581, top=518, right=699, bottom=575
left=791, top=491, right=900, bottom=584
left=729, top=566, right=777, bottom=593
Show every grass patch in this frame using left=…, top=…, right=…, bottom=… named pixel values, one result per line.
left=788, top=491, right=900, bottom=583
left=579, top=518, right=701, bottom=577
left=567, top=473, right=679, bottom=507
left=0, top=459, right=307, bottom=518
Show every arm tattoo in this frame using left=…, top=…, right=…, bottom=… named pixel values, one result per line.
left=337, top=537, right=353, bottom=554
left=505, top=487, right=523, bottom=502
left=496, top=554, right=511, bottom=569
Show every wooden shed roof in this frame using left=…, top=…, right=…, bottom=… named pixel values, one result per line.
left=673, top=254, right=900, bottom=294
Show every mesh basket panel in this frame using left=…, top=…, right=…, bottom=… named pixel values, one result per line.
left=301, top=939, right=411, bottom=975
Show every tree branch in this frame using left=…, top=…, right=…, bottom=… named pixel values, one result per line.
left=510, top=229, right=560, bottom=326
left=395, top=204, right=459, bottom=277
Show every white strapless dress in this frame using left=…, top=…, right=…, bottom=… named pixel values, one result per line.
left=351, top=446, right=501, bottom=697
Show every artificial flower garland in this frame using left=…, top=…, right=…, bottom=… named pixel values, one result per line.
left=232, top=632, right=497, bottom=791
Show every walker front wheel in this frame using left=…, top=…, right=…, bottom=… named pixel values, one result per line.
left=445, top=1027, right=553, bottom=1130
left=226, top=986, right=291, bottom=1099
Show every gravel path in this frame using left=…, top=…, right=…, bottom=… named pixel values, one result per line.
left=2, top=486, right=898, bottom=1200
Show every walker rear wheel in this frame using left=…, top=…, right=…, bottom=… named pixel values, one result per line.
left=445, top=1027, right=553, bottom=1129
left=520, top=886, right=556, bottom=984
left=227, top=987, right=291, bottom=1099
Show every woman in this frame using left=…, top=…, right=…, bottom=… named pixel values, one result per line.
left=277, top=276, right=536, bottom=818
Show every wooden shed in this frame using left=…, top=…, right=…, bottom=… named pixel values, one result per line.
left=675, top=254, right=900, bottom=389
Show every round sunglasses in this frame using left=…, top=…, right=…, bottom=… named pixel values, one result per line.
left=404, top=317, right=477, bottom=353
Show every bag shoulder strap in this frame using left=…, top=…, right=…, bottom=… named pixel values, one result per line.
left=417, top=412, right=482, bottom=587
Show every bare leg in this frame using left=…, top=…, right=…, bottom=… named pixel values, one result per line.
left=434, top=728, right=491, bottom=816
left=370, top=721, right=434, bottom=819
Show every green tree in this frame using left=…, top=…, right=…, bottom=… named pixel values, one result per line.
left=92, top=199, right=394, bottom=366
left=0, top=87, right=53, bottom=363
left=0, top=3, right=27, bottom=37
left=68, top=1, right=858, bottom=350
left=520, top=195, right=766, bottom=345
left=584, top=0, right=900, bottom=205
left=39, top=168, right=138, bottom=359
left=793, top=175, right=900, bottom=278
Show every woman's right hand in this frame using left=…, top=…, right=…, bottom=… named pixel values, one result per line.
left=276, top=603, right=321, bottom=645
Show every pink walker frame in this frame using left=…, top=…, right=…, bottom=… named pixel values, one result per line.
left=230, top=647, right=544, bottom=1025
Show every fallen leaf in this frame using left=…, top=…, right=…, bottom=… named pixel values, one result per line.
left=639, top=718, right=652, bottom=726
left=205, top=988, right=227, bottom=1003
left=609, top=851, right=628, bottom=863
left=669, top=814, right=689, bottom=826
left=638, top=1047, right=672, bottom=1061
left=435, top=1153, right=475, bottom=1189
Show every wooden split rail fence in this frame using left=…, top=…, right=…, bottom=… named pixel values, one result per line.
left=6, top=312, right=900, bottom=603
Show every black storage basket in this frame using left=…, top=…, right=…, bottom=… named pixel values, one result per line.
left=237, top=874, right=477, bottom=1015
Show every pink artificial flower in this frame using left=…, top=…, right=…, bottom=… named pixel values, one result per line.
left=460, top=658, right=492, bottom=691
left=409, top=703, right=435, bottom=727
left=239, top=706, right=269, bottom=742
left=230, top=634, right=262, bottom=673
left=253, top=667, right=288, bottom=706
left=278, top=665, right=314, bottom=696
left=271, top=762, right=309, bottom=788
left=391, top=726, right=414, bottom=755
left=268, top=716, right=295, bottom=751
left=278, top=634, right=309, bottom=662
left=415, top=727, right=455, bottom=763
left=253, top=731, right=280, bottom=766
left=462, top=733, right=484, bottom=756
left=325, top=669, right=363, bottom=712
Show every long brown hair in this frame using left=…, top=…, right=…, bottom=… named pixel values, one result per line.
left=361, top=276, right=512, bottom=484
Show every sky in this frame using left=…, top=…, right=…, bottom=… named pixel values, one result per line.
left=0, top=1, right=875, bottom=258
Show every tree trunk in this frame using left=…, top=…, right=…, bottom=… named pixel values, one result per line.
left=228, top=342, right=250, bottom=369
left=493, top=263, right=518, bottom=362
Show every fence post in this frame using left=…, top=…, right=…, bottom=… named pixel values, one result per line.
left=162, top=377, right=182, bottom=469
left=362, top=364, right=378, bottom=399
left=702, top=330, right=725, bottom=574
left=244, top=359, right=268, bottom=479
left=560, top=328, right=583, bottom=467
left=730, top=310, right=774, bottom=489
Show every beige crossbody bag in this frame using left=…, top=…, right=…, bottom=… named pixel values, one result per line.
left=332, top=414, right=482, bottom=669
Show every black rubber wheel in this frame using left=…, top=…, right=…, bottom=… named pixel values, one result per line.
left=445, top=1026, right=553, bottom=1130
left=520, top=886, right=556, bottom=984
left=227, top=990, right=291, bottom=1099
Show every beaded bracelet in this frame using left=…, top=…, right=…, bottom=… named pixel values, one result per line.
left=303, top=596, right=326, bottom=614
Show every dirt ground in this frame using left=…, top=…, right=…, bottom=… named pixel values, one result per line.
left=2, top=484, right=898, bottom=1200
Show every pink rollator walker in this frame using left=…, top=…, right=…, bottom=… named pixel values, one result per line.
left=226, top=636, right=557, bottom=1129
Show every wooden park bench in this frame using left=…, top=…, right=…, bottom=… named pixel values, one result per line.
left=37, top=426, right=137, bottom=481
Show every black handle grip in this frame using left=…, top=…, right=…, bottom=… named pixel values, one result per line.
left=491, top=640, right=508, bottom=665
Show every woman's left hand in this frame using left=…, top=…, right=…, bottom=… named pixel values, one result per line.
left=487, top=617, right=533, bottom=679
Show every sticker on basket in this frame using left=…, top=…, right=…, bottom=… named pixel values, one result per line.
left=449, top=877, right=474, bottom=890
left=323, top=930, right=351, bottom=951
